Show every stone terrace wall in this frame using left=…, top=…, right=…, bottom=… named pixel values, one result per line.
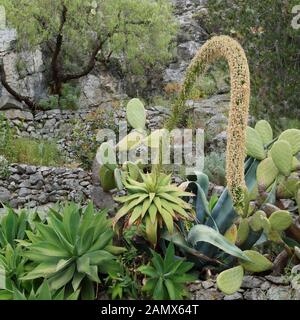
left=0, top=164, right=92, bottom=209
left=1, top=104, right=171, bottom=161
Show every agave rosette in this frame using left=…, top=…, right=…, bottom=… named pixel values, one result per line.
left=113, top=171, right=194, bottom=246
left=20, top=203, right=124, bottom=300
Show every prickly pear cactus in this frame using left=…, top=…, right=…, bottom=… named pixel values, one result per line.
left=216, top=265, right=244, bottom=295
left=246, top=127, right=266, bottom=160
left=270, top=140, right=293, bottom=176
left=269, top=210, right=292, bottom=231
left=240, top=250, right=273, bottom=273
left=126, top=98, right=146, bottom=131
left=255, top=120, right=273, bottom=145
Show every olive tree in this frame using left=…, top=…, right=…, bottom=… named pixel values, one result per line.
left=0, top=0, right=177, bottom=109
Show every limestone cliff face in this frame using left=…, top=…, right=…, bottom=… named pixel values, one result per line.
left=164, top=0, right=209, bottom=85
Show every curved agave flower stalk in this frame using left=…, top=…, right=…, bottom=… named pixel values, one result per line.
left=172, top=35, right=251, bottom=210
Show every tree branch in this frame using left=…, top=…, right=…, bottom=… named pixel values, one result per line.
left=51, top=3, right=68, bottom=93
left=60, top=13, right=121, bottom=83
left=0, top=59, right=37, bottom=112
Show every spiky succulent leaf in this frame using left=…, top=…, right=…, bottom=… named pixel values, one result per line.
left=20, top=203, right=121, bottom=298
left=114, top=171, right=192, bottom=246
left=138, top=243, right=196, bottom=300
left=188, top=225, right=250, bottom=261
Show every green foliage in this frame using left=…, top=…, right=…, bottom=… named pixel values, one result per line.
left=70, top=106, right=118, bottom=170
left=188, top=224, right=249, bottom=261
left=8, top=138, right=63, bottom=166
left=39, top=84, right=80, bottom=111
left=2, top=0, right=177, bottom=95
left=203, top=152, right=226, bottom=186
left=0, top=208, right=29, bottom=249
left=138, top=243, right=196, bottom=300
left=0, top=156, right=10, bottom=179
left=0, top=114, right=15, bottom=161
left=0, top=114, right=63, bottom=166
left=205, top=0, right=300, bottom=121
left=20, top=202, right=124, bottom=300
left=12, top=280, right=80, bottom=300
left=114, top=170, right=193, bottom=247
left=0, top=244, right=28, bottom=300
left=217, top=250, right=273, bottom=295
left=105, top=264, right=139, bottom=300
left=239, top=250, right=273, bottom=273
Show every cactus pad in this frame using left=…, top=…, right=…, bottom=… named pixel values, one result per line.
left=256, top=157, right=279, bottom=189
left=278, top=129, right=300, bottom=155
left=240, top=250, right=273, bottom=273
left=269, top=210, right=292, bottom=231
left=245, top=127, right=266, bottom=160
left=270, top=140, right=293, bottom=176
left=126, top=98, right=146, bottom=130
left=216, top=265, right=244, bottom=295
left=255, top=120, right=273, bottom=145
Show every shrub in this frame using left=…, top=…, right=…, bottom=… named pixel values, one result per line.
left=204, top=0, right=300, bottom=122
left=203, top=152, right=226, bottom=186
left=70, top=106, right=118, bottom=170
left=39, top=84, right=80, bottom=111
left=0, top=114, right=14, bottom=160
left=0, top=156, right=10, bottom=179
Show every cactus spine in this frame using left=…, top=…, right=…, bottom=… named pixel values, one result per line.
left=172, top=35, right=251, bottom=210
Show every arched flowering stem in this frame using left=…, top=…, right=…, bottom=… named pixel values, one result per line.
left=172, top=35, right=251, bottom=210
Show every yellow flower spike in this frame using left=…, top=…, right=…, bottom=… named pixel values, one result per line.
left=170, top=35, right=251, bottom=210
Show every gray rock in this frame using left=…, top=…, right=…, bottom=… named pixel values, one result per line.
left=91, top=186, right=115, bottom=210
left=29, top=173, right=44, bottom=185
left=26, top=166, right=37, bottom=174
left=202, top=280, right=215, bottom=289
left=260, top=281, right=271, bottom=291
left=267, top=286, right=292, bottom=300
left=244, top=289, right=267, bottom=300
left=19, top=187, right=30, bottom=197
left=224, top=292, right=243, bottom=300
left=191, top=289, right=224, bottom=300
left=0, top=187, right=11, bottom=202
left=265, top=275, right=289, bottom=285
left=0, top=96, right=23, bottom=110
left=2, top=109, right=33, bottom=121
left=241, top=276, right=264, bottom=289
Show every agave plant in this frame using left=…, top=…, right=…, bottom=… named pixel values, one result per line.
left=20, top=202, right=124, bottom=300
left=113, top=171, right=194, bottom=247
left=0, top=244, right=28, bottom=300
left=13, top=280, right=80, bottom=300
left=138, top=243, right=197, bottom=300
left=0, top=207, right=30, bottom=249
